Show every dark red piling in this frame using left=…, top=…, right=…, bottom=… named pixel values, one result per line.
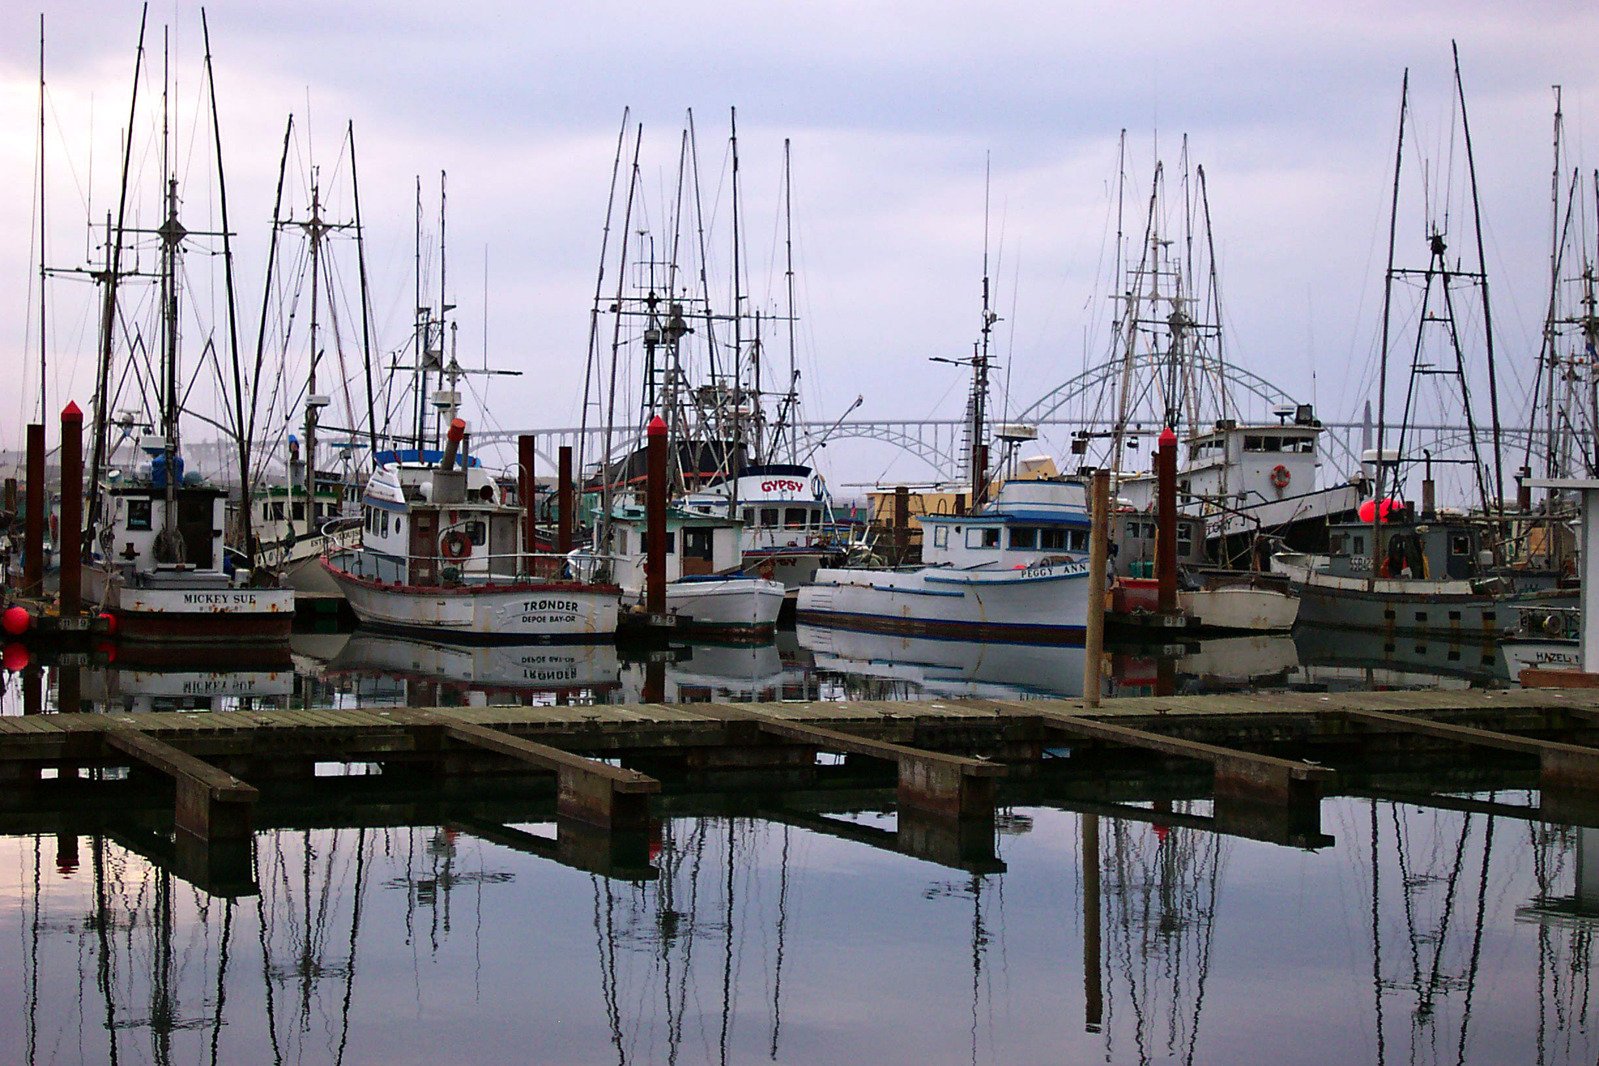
left=1156, top=426, right=1178, bottom=615
left=59, top=403, right=83, bottom=617
left=645, top=416, right=667, bottom=618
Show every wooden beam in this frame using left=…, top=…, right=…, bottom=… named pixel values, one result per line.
left=1027, top=709, right=1333, bottom=807
left=101, top=727, right=257, bottom=842
left=721, top=708, right=1004, bottom=820
left=437, top=720, right=658, bottom=829
left=1344, top=708, right=1599, bottom=797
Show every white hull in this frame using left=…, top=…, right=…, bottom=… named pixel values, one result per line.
left=796, top=622, right=1089, bottom=698
left=798, top=560, right=1092, bottom=642
left=84, top=565, right=295, bottom=642
left=1502, top=638, right=1582, bottom=681
left=663, top=577, right=787, bottom=631
left=745, top=549, right=828, bottom=593
left=324, top=557, right=619, bottom=642
left=1179, top=585, right=1300, bottom=632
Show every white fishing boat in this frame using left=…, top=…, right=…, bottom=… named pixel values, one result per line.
left=679, top=465, right=840, bottom=594
left=77, top=158, right=294, bottom=642
left=579, top=503, right=785, bottom=636
left=798, top=479, right=1094, bottom=642
left=323, top=420, right=621, bottom=643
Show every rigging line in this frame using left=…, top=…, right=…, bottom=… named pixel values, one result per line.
left=578, top=108, right=631, bottom=483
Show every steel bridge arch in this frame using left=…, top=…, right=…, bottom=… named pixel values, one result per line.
left=1012, top=353, right=1298, bottom=425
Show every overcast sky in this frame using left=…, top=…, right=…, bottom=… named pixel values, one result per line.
left=3, top=1, right=1597, bottom=491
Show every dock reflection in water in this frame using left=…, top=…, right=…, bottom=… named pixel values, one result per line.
left=2, top=792, right=1596, bottom=1063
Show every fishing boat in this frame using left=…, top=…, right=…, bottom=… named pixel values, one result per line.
left=678, top=463, right=840, bottom=593
left=323, top=419, right=621, bottom=642
left=1278, top=61, right=1564, bottom=640
left=586, top=502, right=785, bottom=636
left=1111, top=508, right=1299, bottom=632
left=798, top=478, right=1094, bottom=642
left=78, top=19, right=294, bottom=644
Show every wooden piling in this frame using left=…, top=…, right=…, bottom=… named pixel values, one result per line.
left=59, top=402, right=83, bottom=616
left=517, top=433, right=537, bottom=573
left=1156, top=426, right=1178, bottom=614
left=645, top=415, right=667, bottom=618
left=557, top=444, right=574, bottom=554
left=1083, top=469, right=1110, bottom=708
left=23, top=422, right=44, bottom=596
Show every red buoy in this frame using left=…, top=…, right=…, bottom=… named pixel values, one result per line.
left=2, top=605, right=30, bottom=637
left=97, top=611, right=118, bottom=636
left=2, top=642, right=29, bottom=672
left=1358, top=498, right=1404, bottom=524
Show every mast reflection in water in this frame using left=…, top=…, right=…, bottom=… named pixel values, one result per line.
left=2, top=794, right=1596, bottom=1064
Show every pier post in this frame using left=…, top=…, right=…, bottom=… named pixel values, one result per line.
left=517, top=433, right=537, bottom=573
left=1083, top=812, right=1103, bottom=1032
left=59, top=402, right=83, bottom=616
left=645, top=415, right=667, bottom=618
left=1156, top=426, right=1177, bottom=614
left=894, top=485, right=910, bottom=559
left=557, top=445, right=574, bottom=554
left=1083, top=470, right=1110, bottom=707
left=23, top=423, right=44, bottom=596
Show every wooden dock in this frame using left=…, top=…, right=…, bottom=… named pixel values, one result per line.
left=6, top=687, right=1599, bottom=891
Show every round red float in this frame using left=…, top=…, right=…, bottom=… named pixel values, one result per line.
left=2, top=642, right=29, bottom=672
left=2, top=605, right=30, bottom=637
left=1357, top=498, right=1404, bottom=524
left=98, top=611, right=118, bottom=636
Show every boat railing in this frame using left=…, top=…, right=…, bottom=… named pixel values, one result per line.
left=332, top=546, right=621, bottom=587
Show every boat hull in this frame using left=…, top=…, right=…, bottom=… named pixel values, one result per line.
left=1180, top=585, right=1300, bottom=633
left=797, top=561, right=1092, bottom=643
left=85, top=565, right=294, bottom=644
left=323, top=555, right=620, bottom=643
left=665, top=577, right=787, bottom=636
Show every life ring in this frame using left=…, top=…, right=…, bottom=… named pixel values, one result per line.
left=441, top=530, right=472, bottom=560
left=810, top=474, right=826, bottom=500
left=1270, top=464, right=1291, bottom=490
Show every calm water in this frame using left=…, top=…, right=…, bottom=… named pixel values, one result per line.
left=0, top=622, right=1585, bottom=1063
left=0, top=799, right=1594, bottom=1064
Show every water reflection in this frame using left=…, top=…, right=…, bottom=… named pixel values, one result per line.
left=4, top=792, right=1597, bottom=1063
left=3, top=617, right=1528, bottom=719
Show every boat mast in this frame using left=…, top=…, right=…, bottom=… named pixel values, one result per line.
left=1371, top=71, right=1408, bottom=585
left=971, top=156, right=995, bottom=510
left=303, top=175, right=326, bottom=541
left=84, top=7, right=148, bottom=554
left=36, top=14, right=47, bottom=426
left=729, top=107, right=747, bottom=476
left=154, top=29, right=185, bottom=564
left=348, top=122, right=381, bottom=457
left=780, top=138, right=799, bottom=463
left=201, top=11, right=252, bottom=569
left=1453, top=42, right=1507, bottom=538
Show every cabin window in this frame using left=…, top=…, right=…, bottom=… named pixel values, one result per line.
left=967, top=527, right=1000, bottom=549
left=1125, top=519, right=1156, bottom=540
left=785, top=507, right=808, bottom=528
left=1040, top=528, right=1068, bottom=551
left=1177, top=524, right=1194, bottom=555
left=1330, top=533, right=1347, bottom=555
left=127, top=498, right=152, bottom=531
left=380, top=511, right=391, bottom=536
left=1010, top=527, right=1038, bottom=550
left=684, top=528, right=714, bottom=561
left=761, top=507, right=780, bottom=526
left=665, top=531, right=676, bottom=554
left=1069, top=529, right=1089, bottom=552
left=271, top=502, right=286, bottom=521
left=933, top=525, right=949, bottom=548
left=1352, top=535, right=1366, bottom=555
left=741, top=507, right=757, bottom=526
left=1450, top=533, right=1471, bottom=557
left=261, top=503, right=272, bottom=520
left=465, top=520, right=487, bottom=546
left=292, top=502, right=306, bottom=521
